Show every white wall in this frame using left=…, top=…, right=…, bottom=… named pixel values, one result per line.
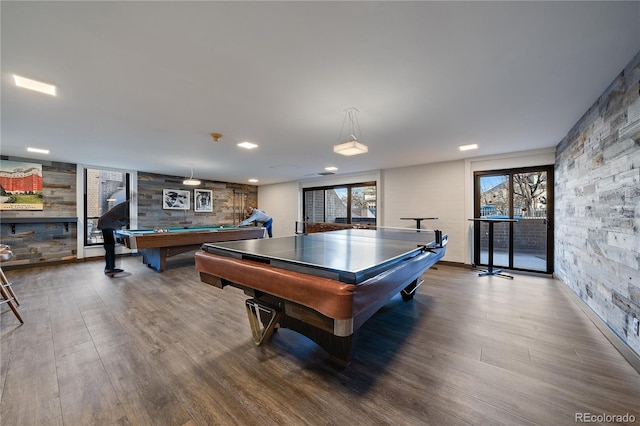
left=382, top=160, right=466, bottom=263
left=257, top=148, right=555, bottom=264
left=257, top=180, right=299, bottom=237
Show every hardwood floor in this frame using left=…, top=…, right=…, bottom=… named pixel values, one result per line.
left=1, top=254, right=639, bottom=425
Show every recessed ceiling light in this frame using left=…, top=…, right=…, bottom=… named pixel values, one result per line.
left=13, top=74, right=57, bottom=96
left=459, top=143, right=478, bottom=151
left=324, top=166, right=338, bottom=171
left=237, top=141, right=258, bottom=150
left=248, top=178, right=259, bottom=183
left=27, top=147, right=50, bottom=154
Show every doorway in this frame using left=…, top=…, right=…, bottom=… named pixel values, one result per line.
left=473, top=165, right=554, bottom=274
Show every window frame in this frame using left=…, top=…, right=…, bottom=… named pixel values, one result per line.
left=83, top=167, right=130, bottom=246
left=302, top=181, right=377, bottom=225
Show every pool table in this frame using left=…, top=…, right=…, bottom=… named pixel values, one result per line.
left=195, top=228, right=447, bottom=366
left=115, top=226, right=265, bottom=272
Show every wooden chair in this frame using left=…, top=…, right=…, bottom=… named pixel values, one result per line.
left=0, top=245, right=23, bottom=324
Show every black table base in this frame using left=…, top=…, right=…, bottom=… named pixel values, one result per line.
left=469, top=218, right=518, bottom=280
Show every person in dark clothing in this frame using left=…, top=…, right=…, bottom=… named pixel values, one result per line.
left=97, top=200, right=130, bottom=275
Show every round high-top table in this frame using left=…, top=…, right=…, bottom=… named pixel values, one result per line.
left=468, top=218, right=518, bottom=279
left=400, top=217, right=438, bottom=230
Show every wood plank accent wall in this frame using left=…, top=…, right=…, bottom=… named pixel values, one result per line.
left=555, top=50, right=640, bottom=358
left=136, top=172, right=257, bottom=228
left=0, top=159, right=77, bottom=266
left=0, top=162, right=259, bottom=267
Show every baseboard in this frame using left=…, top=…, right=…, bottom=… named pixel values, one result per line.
left=437, top=260, right=467, bottom=268
left=2, top=253, right=135, bottom=271
left=558, top=280, right=640, bottom=375
left=1, top=258, right=79, bottom=271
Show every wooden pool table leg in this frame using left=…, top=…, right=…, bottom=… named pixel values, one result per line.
left=141, top=248, right=166, bottom=272
left=274, top=311, right=357, bottom=367
left=245, top=296, right=357, bottom=367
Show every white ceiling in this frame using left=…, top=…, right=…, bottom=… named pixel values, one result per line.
left=2, top=1, right=639, bottom=185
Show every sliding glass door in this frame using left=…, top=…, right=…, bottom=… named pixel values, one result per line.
left=474, top=166, right=553, bottom=274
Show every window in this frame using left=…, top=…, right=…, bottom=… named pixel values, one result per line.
left=303, top=182, right=376, bottom=225
left=84, top=168, right=130, bottom=245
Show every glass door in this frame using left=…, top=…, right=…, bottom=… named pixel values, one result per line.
left=350, top=185, right=377, bottom=225
left=474, top=166, right=554, bottom=274
left=476, top=174, right=512, bottom=269
left=512, top=170, right=551, bottom=271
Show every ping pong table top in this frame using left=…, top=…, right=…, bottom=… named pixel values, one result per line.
left=200, top=228, right=446, bottom=284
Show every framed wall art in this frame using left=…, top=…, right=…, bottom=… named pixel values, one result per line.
left=162, top=189, right=190, bottom=210
left=194, top=189, right=213, bottom=212
left=0, top=160, right=44, bottom=211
